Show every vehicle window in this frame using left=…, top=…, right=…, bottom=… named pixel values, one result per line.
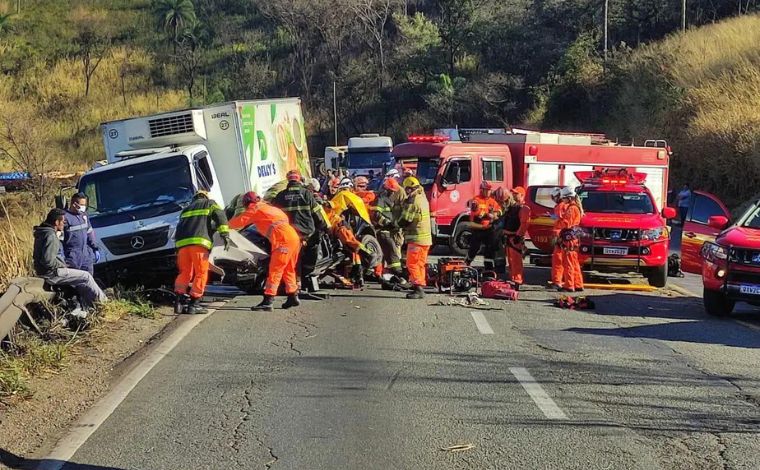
left=579, top=191, right=655, bottom=214
left=443, top=159, right=471, bottom=185
left=689, top=194, right=724, bottom=225
left=527, top=164, right=559, bottom=186
left=482, top=159, right=504, bottom=182
left=415, top=158, right=440, bottom=187
left=740, top=204, right=760, bottom=229
left=196, top=153, right=214, bottom=188
left=530, top=187, right=557, bottom=209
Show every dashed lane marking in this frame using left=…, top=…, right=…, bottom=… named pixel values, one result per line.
left=470, top=311, right=494, bottom=335
left=37, top=301, right=226, bottom=470
left=510, top=367, right=568, bottom=420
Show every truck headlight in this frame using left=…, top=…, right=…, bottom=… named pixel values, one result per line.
left=641, top=228, right=664, bottom=241
left=701, top=242, right=727, bottom=261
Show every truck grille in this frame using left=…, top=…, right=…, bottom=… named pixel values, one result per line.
left=102, top=227, right=171, bottom=255
left=148, top=113, right=194, bottom=138
left=729, top=248, right=760, bottom=266
left=727, top=270, right=760, bottom=284
left=591, top=228, right=640, bottom=242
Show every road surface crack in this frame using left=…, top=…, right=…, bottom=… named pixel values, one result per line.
left=255, top=435, right=279, bottom=469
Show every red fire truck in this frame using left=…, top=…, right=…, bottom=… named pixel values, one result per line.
left=392, top=129, right=673, bottom=259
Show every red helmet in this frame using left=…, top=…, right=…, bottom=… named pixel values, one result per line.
left=286, top=170, right=302, bottom=182
left=383, top=177, right=400, bottom=191
left=242, top=191, right=261, bottom=206
left=480, top=181, right=493, bottom=191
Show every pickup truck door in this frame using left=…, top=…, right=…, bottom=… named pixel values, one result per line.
left=680, top=190, right=731, bottom=274
left=436, top=157, right=473, bottom=227
left=526, top=185, right=560, bottom=253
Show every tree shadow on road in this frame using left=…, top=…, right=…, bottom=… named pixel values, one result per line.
left=0, top=448, right=126, bottom=470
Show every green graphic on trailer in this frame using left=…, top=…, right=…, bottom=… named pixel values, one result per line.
left=241, top=104, right=255, bottom=179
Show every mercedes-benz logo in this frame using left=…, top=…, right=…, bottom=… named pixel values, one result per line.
left=130, top=236, right=145, bottom=250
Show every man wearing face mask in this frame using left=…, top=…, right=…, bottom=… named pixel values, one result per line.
left=62, top=193, right=100, bottom=275
left=33, top=209, right=107, bottom=309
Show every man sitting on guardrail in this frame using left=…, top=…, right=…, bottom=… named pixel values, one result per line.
left=33, top=209, right=107, bottom=310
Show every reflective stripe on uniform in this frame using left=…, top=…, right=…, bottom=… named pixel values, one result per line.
left=282, top=205, right=313, bottom=212
left=67, top=223, right=88, bottom=232
left=176, top=237, right=212, bottom=249
left=217, top=224, right=229, bottom=234
left=181, top=208, right=212, bottom=218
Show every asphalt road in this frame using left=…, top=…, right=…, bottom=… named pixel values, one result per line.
left=43, top=260, right=760, bottom=470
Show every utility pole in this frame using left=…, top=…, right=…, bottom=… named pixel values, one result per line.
left=604, top=0, right=609, bottom=61
left=16, top=0, right=20, bottom=14
left=682, top=0, right=686, bottom=30
left=333, top=80, right=338, bottom=146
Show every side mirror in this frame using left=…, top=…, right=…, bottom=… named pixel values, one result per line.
left=708, top=215, right=729, bottom=230
left=662, top=207, right=677, bottom=219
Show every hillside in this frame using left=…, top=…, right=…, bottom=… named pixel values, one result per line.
left=540, top=14, right=760, bottom=209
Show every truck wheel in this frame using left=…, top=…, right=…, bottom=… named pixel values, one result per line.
left=361, top=234, right=383, bottom=269
left=646, top=264, right=668, bottom=288
left=703, top=289, right=735, bottom=316
left=450, top=223, right=472, bottom=257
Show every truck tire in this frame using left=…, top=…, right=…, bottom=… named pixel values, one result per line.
left=450, top=223, right=472, bottom=258
left=646, top=264, right=668, bottom=288
left=703, top=289, right=735, bottom=316
left=360, top=233, right=383, bottom=269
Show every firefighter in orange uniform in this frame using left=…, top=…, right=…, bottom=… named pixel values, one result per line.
left=503, top=187, right=531, bottom=288
left=548, top=187, right=566, bottom=289
left=229, top=191, right=302, bottom=312
left=558, top=187, right=584, bottom=292
left=353, top=176, right=376, bottom=206
left=466, top=181, right=502, bottom=270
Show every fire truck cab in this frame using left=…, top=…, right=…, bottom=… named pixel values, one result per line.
left=569, top=169, right=677, bottom=287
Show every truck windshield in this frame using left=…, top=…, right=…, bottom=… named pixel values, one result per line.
left=579, top=190, right=655, bottom=214
left=415, top=159, right=440, bottom=187
left=79, top=156, right=194, bottom=219
left=345, top=151, right=392, bottom=169
left=740, top=203, right=760, bottom=229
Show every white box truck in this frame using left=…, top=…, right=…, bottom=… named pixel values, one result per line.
left=78, top=98, right=311, bottom=286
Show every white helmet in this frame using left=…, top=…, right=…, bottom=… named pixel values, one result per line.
left=560, top=187, right=576, bottom=199
left=306, top=178, right=321, bottom=192
left=550, top=187, right=562, bottom=199
left=385, top=168, right=400, bottom=179
left=337, top=177, right=354, bottom=190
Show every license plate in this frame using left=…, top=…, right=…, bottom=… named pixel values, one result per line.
left=603, top=247, right=628, bottom=256
left=739, top=285, right=760, bottom=295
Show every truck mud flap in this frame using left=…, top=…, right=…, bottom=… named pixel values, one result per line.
left=0, top=277, right=55, bottom=341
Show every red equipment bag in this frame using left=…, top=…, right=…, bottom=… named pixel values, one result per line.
left=481, top=281, right=518, bottom=301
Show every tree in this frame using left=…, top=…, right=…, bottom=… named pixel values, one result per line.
left=433, top=0, right=479, bottom=77
left=0, top=12, right=12, bottom=35
left=352, top=0, right=399, bottom=90
left=174, top=19, right=207, bottom=102
left=75, top=26, right=110, bottom=97
left=153, top=0, right=197, bottom=53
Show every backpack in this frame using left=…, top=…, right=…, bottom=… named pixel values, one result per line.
left=481, top=280, right=519, bottom=301
left=668, top=254, right=685, bottom=278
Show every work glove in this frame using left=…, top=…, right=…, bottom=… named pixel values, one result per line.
left=222, top=233, right=231, bottom=251
left=94, top=250, right=101, bottom=263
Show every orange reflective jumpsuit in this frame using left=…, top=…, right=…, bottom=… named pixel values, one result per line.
left=505, top=204, right=531, bottom=285
left=355, top=190, right=376, bottom=207
left=551, top=201, right=567, bottom=286
left=229, top=201, right=300, bottom=296
left=559, top=202, right=584, bottom=290
left=468, top=195, right=502, bottom=268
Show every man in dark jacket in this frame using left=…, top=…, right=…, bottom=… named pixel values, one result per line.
left=33, top=209, right=107, bottom=309
left=273, top=170, right=330, bottom=292
left=174, top=190, right=230, bottom=314
left=62, top=193, right=100, bottom=274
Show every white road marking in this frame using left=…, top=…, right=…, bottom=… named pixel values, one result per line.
left=737, top=320, right=760, bottom=333
left=37, top=301, right=226, bottom=470
left=669, top=283, right=699, bottom=298
left=510, top=367, right=568, bottom=420
left=470, top=311, right=494, bottom=335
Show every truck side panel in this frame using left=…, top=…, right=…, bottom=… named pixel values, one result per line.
left=236, top=99, right=311, bottom=195
left=202, top=103, right=246, bottom=204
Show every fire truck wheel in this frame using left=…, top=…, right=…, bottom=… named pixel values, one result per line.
left=646, top=264, right=668, bottom=288
left=450, top=223, right=472, bottom=257
left=703, top=289, right=735, bottom=317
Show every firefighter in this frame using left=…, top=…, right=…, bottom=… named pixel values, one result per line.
left=399, top=176, right=431, bottom=299
left=62, top=193, right=100, bottom=275
left=329, top=177, right=367, bottom=287
left=174, top=190, right=230, bottom=314
left=548, top=187, right=566, bottom=289
left=273, top=170, right=330, bottom=294
left=353, top=176, right=376, bottom=206
left=373, top=176, right=405, bottom=276
left=503, top=186, right=531, bottom=288
left=229, top=192, right=301, bottom=312
left=466, top=181, right=502, bottom=270
left=490, top=187, right=510, bottom=278
left=558, top=187, right=585, bottom=292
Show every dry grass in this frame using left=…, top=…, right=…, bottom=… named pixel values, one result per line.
left=0, top=196, right=36, bottom=292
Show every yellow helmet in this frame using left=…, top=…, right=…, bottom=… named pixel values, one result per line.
left=403, top=176, right=421, bottom=188
left=194, top=189, right=210, bottom=199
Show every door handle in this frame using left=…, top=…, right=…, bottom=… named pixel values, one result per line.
left=685, top=232, right=696, bottom=238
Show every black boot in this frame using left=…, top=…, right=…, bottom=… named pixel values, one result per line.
left=282, top=294, right=301, bottom=309
left=351, top=264, right=364, bottom=289
left=185, top=298, right=208, bottom=314
left=174, top=294, right=190, bottom=314
left=406, top=285, right=425, bottom=299
left=251, top=295, right=274, bottom=312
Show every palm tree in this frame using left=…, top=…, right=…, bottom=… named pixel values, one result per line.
left=152, top=0, right=196, bottom=53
